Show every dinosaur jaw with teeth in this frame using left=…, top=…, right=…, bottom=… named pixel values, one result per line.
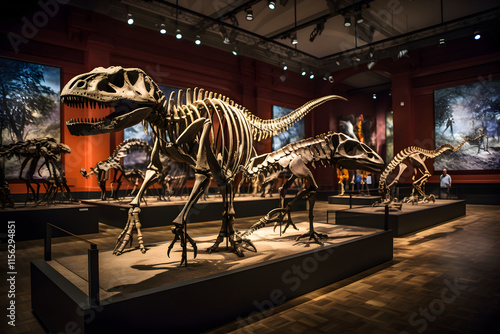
left=62, top=95, right=152, bottom=136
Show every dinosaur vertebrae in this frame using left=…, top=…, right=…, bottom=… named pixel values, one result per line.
left=245, top=132, right=336, bottom=177
left=378, top=136, right=479, bottom=193
left=98, top=138, right=151, bottom=170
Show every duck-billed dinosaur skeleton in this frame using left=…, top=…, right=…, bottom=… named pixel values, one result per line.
left=61, top=66, right=345, bottom=264
left=81, top=138, right=151, bottom=200
left=239, top=132, right=384, bottom=247
left=374, top=135, right=484, bottom=207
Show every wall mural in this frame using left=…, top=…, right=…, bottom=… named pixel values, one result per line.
left=434, top=78, right=500, bottom=171
left=0, top=57, right=61, bottom=179
left=271, top=105, right=305, bottom=151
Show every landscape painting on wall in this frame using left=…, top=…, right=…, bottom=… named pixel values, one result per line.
left=0, top=57, right=61, bottom=179
left=434, top=77, right=500, bottom=171
left=272, top=105, right=305, bottom=151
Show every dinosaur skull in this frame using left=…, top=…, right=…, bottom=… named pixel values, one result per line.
left=332, top=133, right=384, bottom=172
left=61, top=66, right=163, bottom=136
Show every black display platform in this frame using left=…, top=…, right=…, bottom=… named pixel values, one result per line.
left=328, top=194, right=382, bottom=205
left=82, top=194, right=305, bottom=228
left=334, top=199, right=466, bottom=237
left=0, top=203, right=99, bottom=242
left=31, top=223, right=393, bottom=333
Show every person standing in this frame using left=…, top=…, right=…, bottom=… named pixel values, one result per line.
left=440, top=169, right=452, bottom=199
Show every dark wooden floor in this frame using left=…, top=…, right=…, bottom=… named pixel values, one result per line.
left=1, top=201, right=499, bottom=334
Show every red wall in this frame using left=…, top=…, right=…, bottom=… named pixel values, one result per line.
left=1, top=4, right=499, bottom=195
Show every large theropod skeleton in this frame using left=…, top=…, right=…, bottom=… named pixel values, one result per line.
left=61, top=66, right=345, bottom=264
left=241, top=132, right=384, bottom=246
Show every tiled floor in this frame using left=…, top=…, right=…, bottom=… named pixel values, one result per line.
left=1, top=200, right=499, bottom=333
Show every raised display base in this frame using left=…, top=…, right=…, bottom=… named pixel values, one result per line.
left=328, top=194, right=382, bottom=205
left=335, top=199, right=466, bottom=236
left=0, top=203, right=99, bottom=242
left=31, top=222, right=392, bottom=333
left=82, top=194, right=305, bottom=228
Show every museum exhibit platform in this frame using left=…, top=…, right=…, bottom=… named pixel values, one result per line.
left=0, top=203, right=99, bottom=242
left=328, top=194, right=382, bottom=206
left=334, top=199, right=466, bottom=237
left=82, top=194, right=305, bottom=228
left=31, top=221, right=393, bottom=333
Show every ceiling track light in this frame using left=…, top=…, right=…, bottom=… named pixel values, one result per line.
left=309, top=72, right=315, bottom=79
left=344, top=16, right=351, bottom=27
left=301, top=68, right=306, bottom=76
left=372, top=93, right=377, bottom=100
left=268, top=1, right=276, bottom=10
left=438, top=38, right=446, bottom=47
left=195, top=35, right=201, bottom=45
left=367, top=61, right=376, bottom=70
left=159, top=23, right=167, bottom=34
left=356, top=12, right=363, bottom=24
left=245, top=7, right=253, bottom=21
left=176, top=28, right=182, bottom=39
left=474, top=31, right=481, bottom=40
left=328, top=75, right=334, bottom=83
left=291, top=32, right=298, bottom=45
left=127, top=13, right=134, bottom=25
left=281, top=61, right=288, bottom=70
left=232, top=46, right=238, bottom=56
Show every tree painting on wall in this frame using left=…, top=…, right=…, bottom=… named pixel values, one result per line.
left=272, top=105, right=305, bottom=151
left=434, top=77, right=500, bottom=171
left=0, top=57, right=60, bottom=179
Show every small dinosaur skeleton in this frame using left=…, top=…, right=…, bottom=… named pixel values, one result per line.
left=238, top=132, right=384, bottom=248
left=374, top=135, right=484, bottom=207
left=81, top=138, right=151, bottom=200
left=61, top=66, right=345, bottom=264
left=1, top=138, right=73, bottom=206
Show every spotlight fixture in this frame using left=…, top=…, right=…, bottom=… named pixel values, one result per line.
left=309, top=72, right=315, bottom=79
left=175, top=28, right=182, bottom=39
left=356, top=12, right=363, bottom=24
left=219, top=26, right=231, bottom=44
left=328, top=75, right=334, bottom=83
left=127, top=13, right=134, bottom=25
left=195, top=35, right=201, bottom=45
left=301, top=68, right=307, bottom=76
left=159, top=23, right=167, bottom=34
left=344, top=16, right=351, bottom=27
left=232, top=46, right=238, bottom=56
left=438, top=38, right=446, bottom=47
left=336, top=60, right=341, bottom=66
left=245, top=7, right=253, bottom=21
left=282, top=62, right=288, bottom=70
left=474, top=31, right=481, bottom=40
left=291, top=32, right=298, bottom=45
left=367, top=61, right=376, bottom=70
left=397, top=48, right=408, bottom=59
left=310, top=21, right=324, bottom=42
left=372, top=93, right=377, bottom=100
left=268, top=1, right=276, bottom=10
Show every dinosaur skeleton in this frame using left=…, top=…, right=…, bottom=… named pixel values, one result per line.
left=81, top=138, right=151, bottom=200
left=61, top=66, right=345, bottom=264
left=240, top=132, right=384, bottom=247
left=1, top=138, right=73, bottom=205
left=375, top=135, right=484, bottom=207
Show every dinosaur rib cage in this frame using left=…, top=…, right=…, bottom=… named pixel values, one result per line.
left=152, top=88, right=253, bottom=179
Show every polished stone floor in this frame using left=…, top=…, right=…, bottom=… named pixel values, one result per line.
left=1, top=200, right=499, bottom=334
